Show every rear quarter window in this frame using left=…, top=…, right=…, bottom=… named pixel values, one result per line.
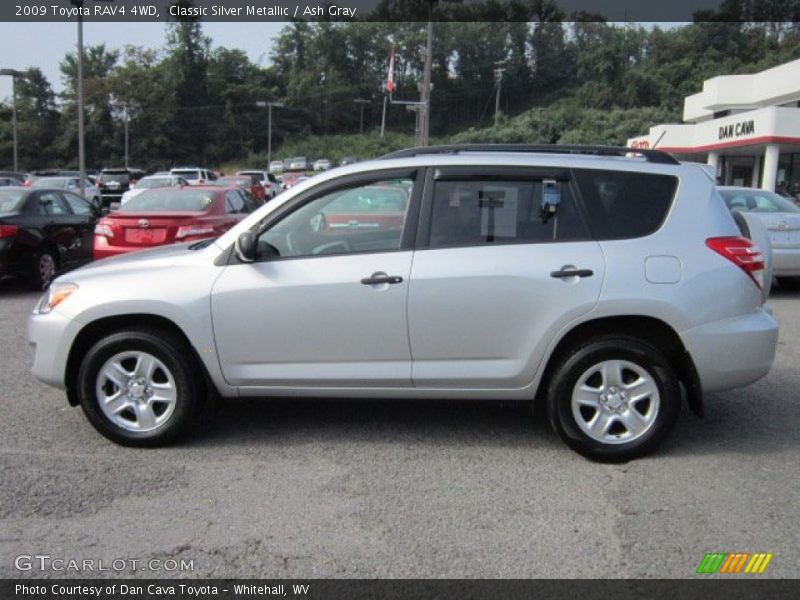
left=574, top=169, right=678, bottom=239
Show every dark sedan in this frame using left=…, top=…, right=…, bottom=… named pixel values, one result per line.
left=0, top=187, right=100, bottom=289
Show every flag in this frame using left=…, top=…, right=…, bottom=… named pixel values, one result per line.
left=386, top=44, right=395, bottom=93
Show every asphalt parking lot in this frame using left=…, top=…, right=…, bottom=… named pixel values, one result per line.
left=1, top=278, right=798, bottom=579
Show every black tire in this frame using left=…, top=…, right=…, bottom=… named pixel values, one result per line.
left=547, top=336, right=681, bottom=462
left=777, top=277, right=800, bottom=291
left=27, top=248, right=57, bottom=290
left=76, top=328, right=202, bottom=447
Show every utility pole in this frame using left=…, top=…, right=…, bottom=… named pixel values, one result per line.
left=0, top=69, right=22, bottom=171
left=353, top=98, right=371, bottom=134
left=257, top=101, right=284, bottom=165
left=380, top=95, right=388, bottom=138
left=72, top=0, right=86, bottom=199
left=123, top=104, right=129, bottom=168
left=493, top=60, right=506, bottom=127
left=419, top=11, right=434, bottom=146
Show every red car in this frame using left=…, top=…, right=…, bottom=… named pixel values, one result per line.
left=93, top=186, right=252, bottom=259
left=217, top=175, right=266, bottom=205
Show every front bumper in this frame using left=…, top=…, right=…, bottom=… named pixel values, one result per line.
left=681, top=308, right=779, bottom=393
left=28, top=307, right=83, bottom=390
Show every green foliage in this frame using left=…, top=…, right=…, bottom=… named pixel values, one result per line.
left=1, top=18, right=799, bottom=170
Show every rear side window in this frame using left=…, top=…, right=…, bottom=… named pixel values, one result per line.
left=573, top=169, right=677, bottom=239
left=428, top=179, right=588, bottom=248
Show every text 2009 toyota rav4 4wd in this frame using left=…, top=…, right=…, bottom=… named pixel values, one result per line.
left=28, top=145, right=779, bottom=461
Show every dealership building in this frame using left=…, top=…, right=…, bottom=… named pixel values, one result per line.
left=627, top=58, right=800, bottom=194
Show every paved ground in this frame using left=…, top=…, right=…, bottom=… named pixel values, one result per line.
left=1, top=277, right=798, bottom=579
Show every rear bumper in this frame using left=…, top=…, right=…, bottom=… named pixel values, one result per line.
left=681, top=308, right=778, bottom=393
left=772, top=247, right=800, bottom=276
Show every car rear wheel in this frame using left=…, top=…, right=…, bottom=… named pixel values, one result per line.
left=547, top=336, right=680, bottom=462
left=28, top=249, right=57, bottom=290
left=76, top=329, right=202, bottom=446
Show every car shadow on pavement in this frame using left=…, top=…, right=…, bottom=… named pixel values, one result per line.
left=0, top=276, right=40, bottom=298
left=189, top=397, right=561, bottom=451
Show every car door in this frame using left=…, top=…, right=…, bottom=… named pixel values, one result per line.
left=210, top=169, right=422, bottom=389
left=34, top=190, right=81, bottom=267
left=62, top=191, right=99, bottom=264
left=407, top=167, right=606, bottom=389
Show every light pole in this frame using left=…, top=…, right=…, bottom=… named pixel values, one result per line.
left=353, top=99, right=371, bottom=134
left=111, top=99, right=132, bottom=168
left=256, top=101, right=284, bottom=165
left=0, top=68, right=23, bottom=171
left=71, top=0, right=86, bottom=198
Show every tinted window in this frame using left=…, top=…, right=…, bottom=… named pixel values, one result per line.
left=99, top=172, right=130, bottom=184
left=38, top=191, right=69, bottom=215
left=63, top=192, right=94, bottom=215
left=574, top=169, right=677, bottom=239
left=171, top=170, right=200, bottom=181
left=428, top=179, right=587, bottom=248
left=225, top=191, right=245, bottom=213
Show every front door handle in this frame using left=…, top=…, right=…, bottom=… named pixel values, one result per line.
left=361, top=273, right=403, bottom=285
left=550, top=267, right=594, bottom=279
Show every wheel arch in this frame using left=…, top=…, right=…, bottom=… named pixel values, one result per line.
left=64, top=314, right=212, bottom=407
left=536, top=315, right=703, bottom=417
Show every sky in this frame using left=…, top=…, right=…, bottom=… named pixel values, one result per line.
left=0, top=21, right=285, bottom=100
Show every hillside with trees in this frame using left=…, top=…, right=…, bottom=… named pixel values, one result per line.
left=1, top=8, right=800, bottom=170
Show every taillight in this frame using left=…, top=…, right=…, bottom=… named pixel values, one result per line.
left=176, top=225, right=215, bottom=239
left=23, top=180, right=31, bottom=187
left=706, top=236, right=764, bottom=289
left=0, top=224, right=19, bottom=238
left=94, top=223, right=114, bottom=238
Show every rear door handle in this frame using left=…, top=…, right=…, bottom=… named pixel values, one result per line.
left=361, top=273, right=403, bottom=285
left=550, top=268, right=594, bottom=279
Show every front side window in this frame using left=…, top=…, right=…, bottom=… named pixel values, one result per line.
left=37, top=191, right=69, bottom=215
left=225, top=191, right=245, bottom=214
left=256, top=178, right=414, bottom=260
left=428, top=179, right=587, bottom=248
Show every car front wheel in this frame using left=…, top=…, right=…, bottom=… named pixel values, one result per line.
left=547, top=336, right=680, bottom=462
left=76, top=328, right=202, bottom=446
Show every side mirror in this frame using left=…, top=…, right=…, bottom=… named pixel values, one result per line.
left=234, top=231, right=256, bottom=263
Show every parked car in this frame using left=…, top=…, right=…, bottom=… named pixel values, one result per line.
left=313, top=159, right=331, bottom=171
left=121, top=175, right=189, bottom=205
left=217, top=175, right=266, bottom=205
left=269, top=161, right=284, bottom=174
left=236, top=170, right=281, bottom=200
left=718, top=186, right=800, bottom=290
left=28, top=144, right=778, bottom=461
left=339, top=156, right=358, bottom=166
left=0, top=187, right=100, bottom=289
left=279, top=172, right=305, bottom=190
left=288, top=156, right=308, bottom=171
left=97, top=168, right=147, bottom=207
left=31, top=176, right=101, bottom=207
left=0, top=177, right=23, bottom=187
left=92, top=186, right=252, bottom=259
left=0, top=171, right=27, bottom=182
left=169, top=167, right=218, bottom=186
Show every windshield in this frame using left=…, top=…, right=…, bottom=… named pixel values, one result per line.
left=238, top=172, right=264, bottom=181
left=118, top=189, right=217, bottom=212
left=719, top=189, right=800, bottom=213
left=32, top=177, right=68, bottom=188
left=171, top=170, right=200, bottom=181
left=0, top=190, right=25, bottom=212
left=137, top=177, right=174, bottom=190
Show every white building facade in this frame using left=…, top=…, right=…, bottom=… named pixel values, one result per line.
left=627, top=58, right=800, bottom=195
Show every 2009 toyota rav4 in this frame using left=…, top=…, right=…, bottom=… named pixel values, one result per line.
left=28, top=145, right=779, bottom=461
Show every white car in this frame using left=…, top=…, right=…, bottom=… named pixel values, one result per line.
left=169, top=167, right=217, bottom=186
left=313, top=159, right=331, bottom=171
left=268, top=161, right=284, bottom=174
left=236, top=170, right=281, bottom=200
left=120, top=175, right=188, bottom=204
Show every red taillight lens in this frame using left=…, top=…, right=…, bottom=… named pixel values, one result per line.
left=94, top=223, right=114, bottom=238
left=23, top=180, right=31, bottom=187
left=176, top=224, right=215, bottom=239
left=0, top=224, right=19, bottom=238
left=706, top=236, right=764, bottom=289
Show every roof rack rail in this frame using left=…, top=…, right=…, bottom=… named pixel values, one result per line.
left=380, top=144, right=679, bottom=165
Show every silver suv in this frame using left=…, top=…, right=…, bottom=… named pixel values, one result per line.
left=28, top=145, right=779, bottom=461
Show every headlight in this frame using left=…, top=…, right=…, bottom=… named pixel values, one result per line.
left=37, top=283, right=78, bottom=314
